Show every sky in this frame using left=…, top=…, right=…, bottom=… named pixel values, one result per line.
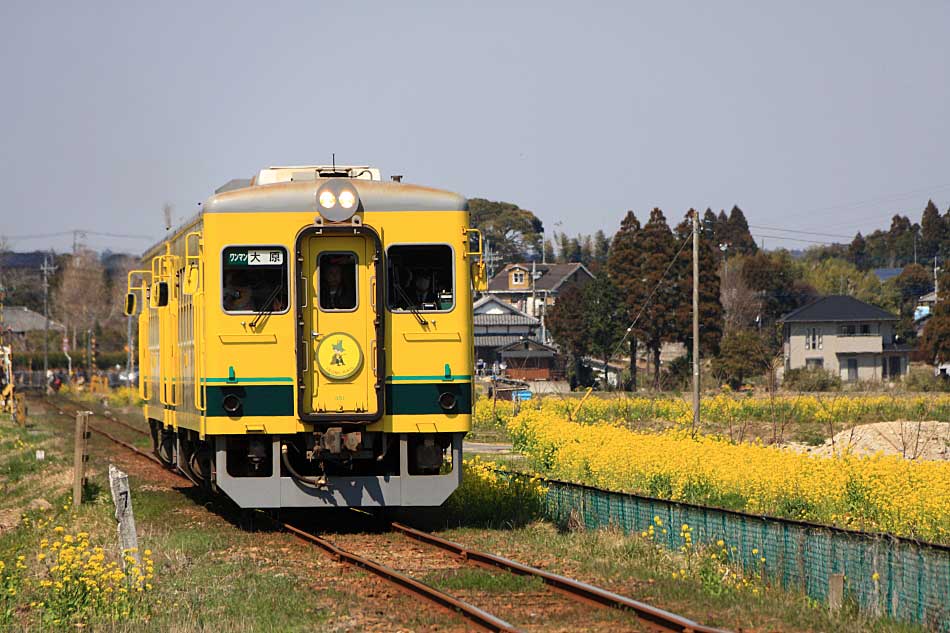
left=1, top=1, right=948, bottom=254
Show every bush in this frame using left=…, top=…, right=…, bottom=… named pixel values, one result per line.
left=902, top=367, right=950, bottom=392
left=782, top=367, right=841, bottom=392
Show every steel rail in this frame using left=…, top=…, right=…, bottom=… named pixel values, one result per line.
left=48, top=400, right=523, bottom=633
left=389, top=522, right=731, bottom=633
left=277, top=521, right=521, bottom=633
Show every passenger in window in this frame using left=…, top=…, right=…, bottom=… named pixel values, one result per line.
left=320, top=259, right=356, bottom=310
left=223, top=271, right=255, bottom=311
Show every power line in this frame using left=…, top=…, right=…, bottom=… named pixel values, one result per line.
left=748, top=225, right=855, bottom=240
left=751, top=233, right=836, bottom=246
left=4, top=229, right=153, bottom=241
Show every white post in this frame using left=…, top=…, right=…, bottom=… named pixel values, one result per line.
left=108, top=464, right=141, bottom=568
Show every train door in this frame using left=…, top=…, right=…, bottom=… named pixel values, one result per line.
left=301, top=234, right=381, bottom=417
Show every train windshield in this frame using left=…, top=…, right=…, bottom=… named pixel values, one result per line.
left=387, top=245, right=454, bottom=312
left=221, top=246, right=288, bottom=313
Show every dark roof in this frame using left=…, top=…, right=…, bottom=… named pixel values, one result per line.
left=872, top=267, right=902, bottom=282
left=0, top=252, right=49, bottom=270
left=498, top=339, right=558, bottom=359
left=487, top=262, right=593, bottom=293
left=1, top=306, right=66, bottom=333
left=474, top=334, right=535, bottom=349
left=779, top=295, right=897, bottom=323
left=474, top=313, right=538, bottom=326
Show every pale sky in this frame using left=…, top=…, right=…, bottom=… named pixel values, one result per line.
left=1, top=1, right=948, bottom=253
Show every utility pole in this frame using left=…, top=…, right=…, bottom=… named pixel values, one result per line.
left=692, top=210, right=700, bottom=431
left=41, top=253, right=56, bottom=380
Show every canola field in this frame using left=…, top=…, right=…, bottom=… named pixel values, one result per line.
left=480, top=396, right=950, bottom=543
left=476, top=392, right=950, bottom=428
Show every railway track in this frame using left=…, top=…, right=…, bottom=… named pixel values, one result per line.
left=48, top=397, right=731, bottom=633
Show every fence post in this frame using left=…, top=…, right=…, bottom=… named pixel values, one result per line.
left=828, top=573, right=844, bottom=611
left=72, top=411, right=90, bottom=507
left=108, top=464, right=141, bottom=569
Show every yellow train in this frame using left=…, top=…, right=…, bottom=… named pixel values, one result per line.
left=126, top=165, right=486, bottom=508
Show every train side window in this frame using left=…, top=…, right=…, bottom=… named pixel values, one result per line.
left=318, top=252, right=358, bottom=311
left=222, top=246, right=288, bottom=313
left=387, top=245, right=454, bottom=312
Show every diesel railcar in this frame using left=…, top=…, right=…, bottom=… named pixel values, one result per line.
left=125, top=165, right=486, bottom=508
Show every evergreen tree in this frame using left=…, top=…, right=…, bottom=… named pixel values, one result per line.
left=848, top=232, right=869, bottom=270
left=468, top=198, right=544, bottom=264
left=633, top=208, right=678, bottom=388
left=702, top=208, right=719, bottom=244
left=673, top=210, right=723, bottom=356
left=920, top=199, right=945, bottom=264
left=543, top=239, right=556, bottom=264
left=582, top=274, right=626, bottom=388
left=886, top=215, right=915, bottom=267
left=546, top=284, right=590, bottom=388
left=592, top=230, right=611, bottom=269
left=579, top=235, right=594, bottom=266
left=726, top=205, right=758, bottom=255
left=606, top=211, right=645, bottom=389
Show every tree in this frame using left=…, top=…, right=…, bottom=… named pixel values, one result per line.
left=803, top=258, right=885, bottom=306
left=712, top=330, right=772, bottom=389
left=920, top=275, right=950, bottom=366
left=920, top=200, right=946, bottom=264
left=631, top=208, right=679, bottom=388
left=54, top=249, right=108, bottom=366
left=702, top=208, right=719, bottom=244
left=607, top=211, right=645, bottom=389
left=592, top=230, right=610, bottom=269
left=469, top=198, right=543, bottom=264
left=582, top=274, right=625, bottom=387
left=673, top=210, right=723, bottom=355
left=894, top=263, right=932, bottom=310
left=741, top=251, right=813, bottom=325
left=848, top=232, right=869, bottom=270
left=886, top=215, right=916, bottom=267
left=726, top=206, right=758, bottom=256
left=543, top=239, right=555, bottom=264
left=546, top=284, right=590, bottom=388
left=719, top=257, right=762, bottom=334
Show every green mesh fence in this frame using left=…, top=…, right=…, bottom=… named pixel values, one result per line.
left=536, top=476, right=950, bottom=631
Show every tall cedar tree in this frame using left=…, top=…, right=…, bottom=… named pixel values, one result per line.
left=592, top=230, right=611, bottom=270
left=674, top=210, right=723, bottom=355
left=633, top=208, right=679, bottom=388
left=848, top=232, right=869, bottom=270
left=920, top=200, right=946, bottom=263
left=920, top=271, right=950, bottom=364
left=468, top=198, right=543, bottom=264
left=726, top=206, right=758, bottom=255
left=606, top=211, right=644, bottom=389
left=702, top=208, right=719, bottom=244
left=887, top=215, right=916, bottom=267
left=545, top=283, right=590, bottom=388
left=582, top=274, right=626, bottom=387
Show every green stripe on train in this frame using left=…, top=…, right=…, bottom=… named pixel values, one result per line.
left=205, top=385, right=295, bottom=417
left=385, top=382, right=472, bottom=415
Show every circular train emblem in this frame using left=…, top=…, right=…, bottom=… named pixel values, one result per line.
left=316, top=332, right=363, bottom=380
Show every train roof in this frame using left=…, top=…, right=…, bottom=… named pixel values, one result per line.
left=142, top=176, right=467, bottom=258
left=203, top=178, right=467, bottom=215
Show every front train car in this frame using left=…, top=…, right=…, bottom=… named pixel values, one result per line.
left=129, top=165, right=486, bottom=508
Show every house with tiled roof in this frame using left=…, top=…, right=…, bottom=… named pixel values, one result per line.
left=486, top=262, right=594, bottom=322
left=779, top=295, right=912, bottom=382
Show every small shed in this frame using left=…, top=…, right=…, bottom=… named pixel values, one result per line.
left=498, top=339, right=558, bottom=381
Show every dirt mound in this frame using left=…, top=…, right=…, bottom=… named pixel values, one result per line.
left=796, top=421, right=950, bottom=460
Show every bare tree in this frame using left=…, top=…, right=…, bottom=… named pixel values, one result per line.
left=54, top=249, right=108, bottom=336
left=719, top=259, right=762, bottom=334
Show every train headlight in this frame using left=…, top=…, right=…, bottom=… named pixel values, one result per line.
left=316, top=179, right=361, bottom=222
left=318, top=190, right=337, bottom=209
left=338, top=189, right=356, bottom=210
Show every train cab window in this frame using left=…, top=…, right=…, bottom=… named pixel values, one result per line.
left=387, top=245, right=454, bottom=312
left=318, top=252, right=358, bottom=311
left=222, top=246, right=288, bottom=313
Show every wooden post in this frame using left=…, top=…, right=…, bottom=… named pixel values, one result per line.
left=72, top=411, right=90, bottom=507
left=108, top=464, right=141, bottom=568
left=828, top=573, right=844, bottom=611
